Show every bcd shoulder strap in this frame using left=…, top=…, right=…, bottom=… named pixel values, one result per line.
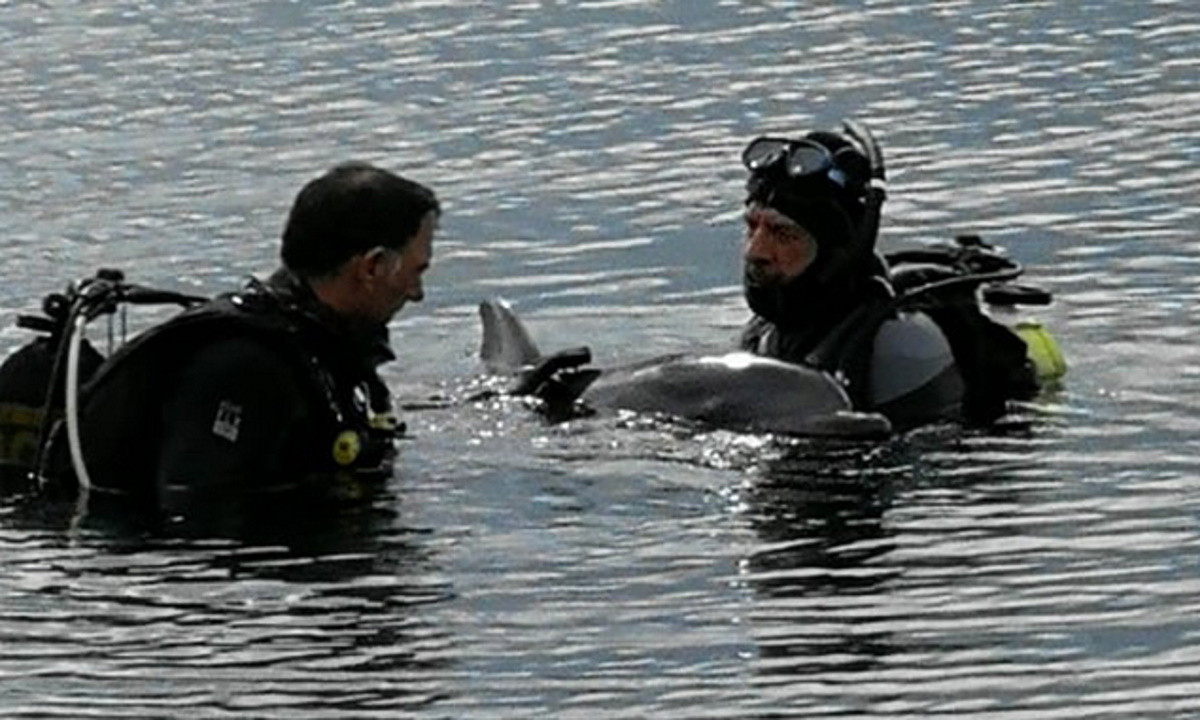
left=886, top=235, right=1044, bottom=423
left=905, top=290, right=1038, bottom=424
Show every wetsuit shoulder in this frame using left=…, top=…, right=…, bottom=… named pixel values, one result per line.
left=866, top=311, right=965, bottom=428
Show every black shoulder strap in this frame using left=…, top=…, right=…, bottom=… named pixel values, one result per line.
left=803, top=278, right=897, bottom=407
left=916, top=297, right=1037, bottom=423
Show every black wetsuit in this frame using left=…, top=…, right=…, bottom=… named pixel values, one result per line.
left=44, top=269, right=399, bottom=523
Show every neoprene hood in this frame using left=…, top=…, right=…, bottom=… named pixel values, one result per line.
left=741, top=121, right=888, bottom=336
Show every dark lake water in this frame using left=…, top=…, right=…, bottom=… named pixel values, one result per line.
left=3, top=1, right=1200, bottom=717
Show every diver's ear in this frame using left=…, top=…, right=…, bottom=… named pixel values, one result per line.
left=340, top=250, right=370, bottom=284
left=359, top=246, right=400, bottom=282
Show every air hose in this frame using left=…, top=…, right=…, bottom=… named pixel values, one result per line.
left=64, top=312, right=94, bottom=491
left=33, top=270, right=205, bottom=490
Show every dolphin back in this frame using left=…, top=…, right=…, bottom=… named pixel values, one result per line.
left=582, top=352, right=891, bottom=438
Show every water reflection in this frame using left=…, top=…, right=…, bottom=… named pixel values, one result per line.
left=741, top=443, right=901, bottom=680
left=3, top=0, right=1200, bottom=715
left=739, top=422, right=1051, bottom=687
left=0, top=483, right=456, bottom=717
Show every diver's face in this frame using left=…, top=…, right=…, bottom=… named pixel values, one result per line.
left=361, top=211, right=436, bottom=324
left=742, top=204, right=818, bottom=287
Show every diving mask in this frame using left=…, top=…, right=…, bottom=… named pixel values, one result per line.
left=742, top=136, right=864, bottom=193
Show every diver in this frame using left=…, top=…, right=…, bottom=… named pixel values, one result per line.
left=481, top=121, right=1062, bottom=434
left=738, top=120, right=1060, bottom=429
left=2, top=161, right=439, bottom=526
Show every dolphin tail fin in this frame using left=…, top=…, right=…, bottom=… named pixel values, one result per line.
left=479, top=298, right=543, bottom=372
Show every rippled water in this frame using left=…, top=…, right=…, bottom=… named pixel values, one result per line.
left=3, top=0, right=1200, bottom=717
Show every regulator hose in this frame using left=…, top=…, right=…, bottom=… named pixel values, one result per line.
left=65, top=312, right=94, bottom=491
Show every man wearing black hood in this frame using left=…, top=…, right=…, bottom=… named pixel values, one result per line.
left=737, top=123, right=1026, bottom=428
left=740, top=129, right=884, bottom=362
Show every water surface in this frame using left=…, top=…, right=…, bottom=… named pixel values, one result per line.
left=2, top=1, right=1199, bottom=717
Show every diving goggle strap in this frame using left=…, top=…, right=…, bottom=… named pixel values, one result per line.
left=742, top=137, right=854, bottom=190
left=839, top=118, right=887, bottom=253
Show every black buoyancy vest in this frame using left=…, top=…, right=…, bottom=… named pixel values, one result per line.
left=895, top=285, right=1037, bottom=424
left=43, top=282, right=398, bottom=499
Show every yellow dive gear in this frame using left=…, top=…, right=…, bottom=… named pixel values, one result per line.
left=1013, top=320, right=1067, bottom=382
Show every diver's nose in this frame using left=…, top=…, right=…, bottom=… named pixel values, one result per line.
left=744, top=224, right=775, bottom=269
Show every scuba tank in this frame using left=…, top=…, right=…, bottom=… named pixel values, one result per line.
left=884, top=233, right=1066, bottom=424
left=886, top=233, right=1067, bottom=385
left=832, top=121, right=1066, bottom=401
left=0, top=269, right=204, bottom=488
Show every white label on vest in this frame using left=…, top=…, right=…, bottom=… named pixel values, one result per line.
left=212, top=400, right=243, bottom=443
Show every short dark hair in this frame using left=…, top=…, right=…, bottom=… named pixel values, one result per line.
left=281, top=161, right=440, bottom=279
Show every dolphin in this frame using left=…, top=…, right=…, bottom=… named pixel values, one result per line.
left=478, top=299, right=892, bottom=438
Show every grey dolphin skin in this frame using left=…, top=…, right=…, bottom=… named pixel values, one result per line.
left=478, top=299, right=891, bottom=438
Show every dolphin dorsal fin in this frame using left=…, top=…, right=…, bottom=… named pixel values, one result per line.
left=479, top=298, right=542, bottom=373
